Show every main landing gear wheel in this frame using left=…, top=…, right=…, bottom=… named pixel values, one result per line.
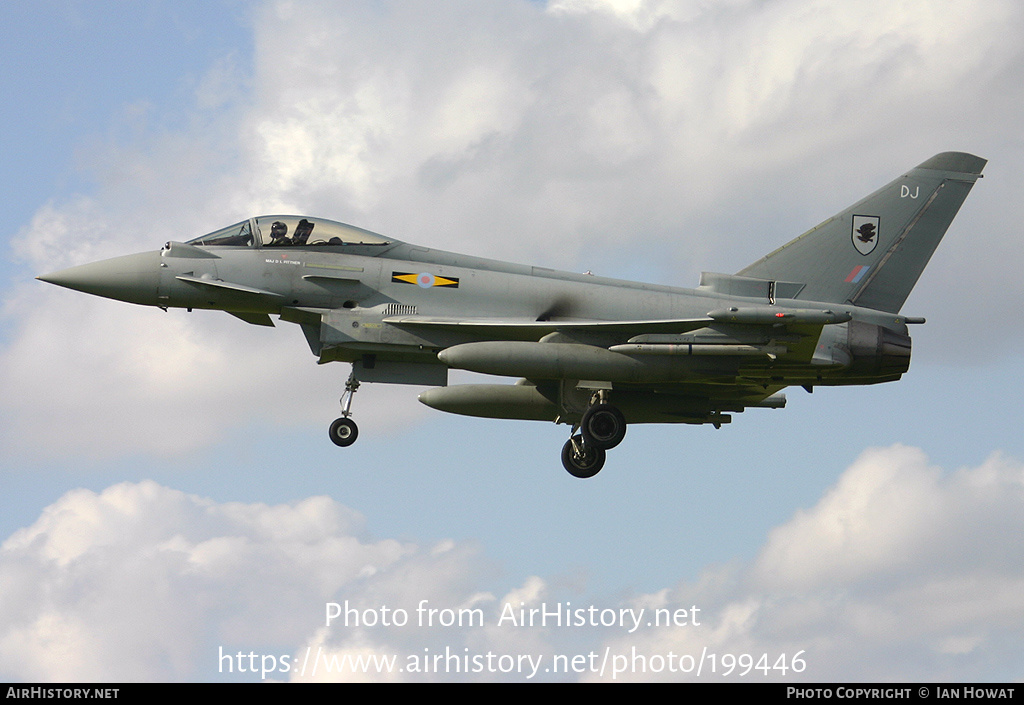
left=561, top=434, right=606, bottom=479
left=329, top=417, right=359, bottom=447
left=580, top=403, right=627, bottom=450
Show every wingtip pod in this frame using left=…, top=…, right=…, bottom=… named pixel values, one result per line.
left=915, top=152, right=987, bottom=176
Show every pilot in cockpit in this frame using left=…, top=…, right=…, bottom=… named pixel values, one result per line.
left=267, top=220, right=291, bottom=246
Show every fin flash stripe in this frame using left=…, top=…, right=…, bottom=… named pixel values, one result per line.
left=844, top=265, right=871, bottom=283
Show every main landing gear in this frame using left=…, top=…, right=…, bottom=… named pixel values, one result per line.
left=560, top=395, right=627, bottom=478
left=329, top=372, right=360, bottom=447
left=327, top=371, right=628, bottom=479
left=580, top=402, right=626, bottom=450
left=561, top=434, right=605, bottom=478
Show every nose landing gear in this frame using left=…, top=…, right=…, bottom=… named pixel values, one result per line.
left=329, top=372, right=360, bottom=447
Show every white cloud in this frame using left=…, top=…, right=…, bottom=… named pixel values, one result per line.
left=753, top=445, right=946, bottom=590
left=548, top=0, right=685, bottom=31
left=2, top=446, right=1022, bottom=681
left=753, top=447, right=1024, bottom=591
left=0, top=481, right=444, bottom=681
left=594, top=446, right=1024, bottom=681
left=4, top=0, right=1023, bottom=460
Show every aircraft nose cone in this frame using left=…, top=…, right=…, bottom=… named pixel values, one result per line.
left=37, top=251, right=162, bottom=306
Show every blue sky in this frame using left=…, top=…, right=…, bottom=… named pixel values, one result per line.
left=2, top=0, right=1024, bottom=682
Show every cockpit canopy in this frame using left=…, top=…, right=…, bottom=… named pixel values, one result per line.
left=186, top=216, right=392, bottom=248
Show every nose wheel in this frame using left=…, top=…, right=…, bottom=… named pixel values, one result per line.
left=329, top=371, right=360, bottom=447
left=329, top=417, right=359, bottom=447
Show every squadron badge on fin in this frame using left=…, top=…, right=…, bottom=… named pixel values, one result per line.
left=852, top=215, right=880, bottom=255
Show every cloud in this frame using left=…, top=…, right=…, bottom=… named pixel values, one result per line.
left=4, top=0, right=1024, bottom=460
left=752, top=446, right=1024, bottom=591
left=2, top=446, right=1022, bottom=681
left=595, top=446, right=1024, bottom=682
left=0, top=481, right=457, bottom=681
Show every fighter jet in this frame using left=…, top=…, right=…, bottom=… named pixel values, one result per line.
left=37, top=152, right=985, bottom=477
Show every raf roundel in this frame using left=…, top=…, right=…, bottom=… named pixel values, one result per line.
left=390, top=271, right=460, bottom=288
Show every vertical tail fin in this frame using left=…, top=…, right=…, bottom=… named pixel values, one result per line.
left=738, top=152, right=986, bottom=313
